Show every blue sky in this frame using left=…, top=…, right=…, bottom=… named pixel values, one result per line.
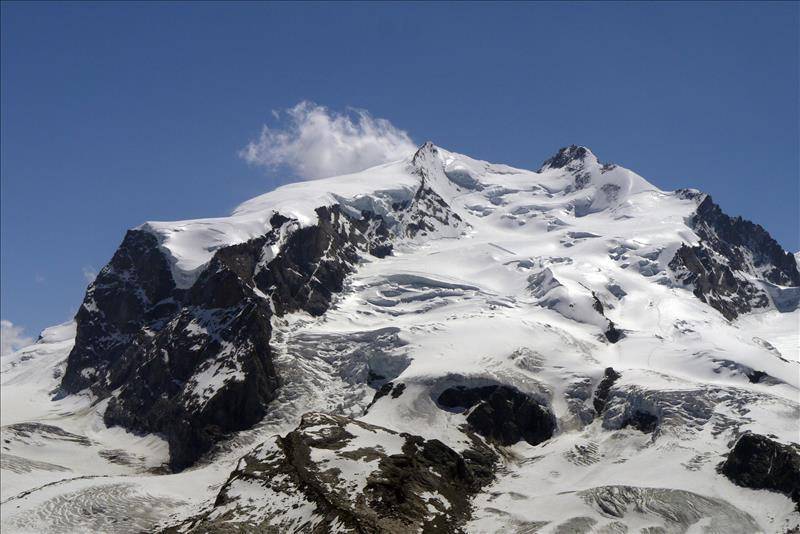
left=2, top=1, right=798, bottom=341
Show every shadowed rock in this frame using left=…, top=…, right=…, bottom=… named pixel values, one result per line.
left=669, top=194, right=800, bottom=320
left=593, top=368, right=621, bottom=415
left=721, top=433, right=800, bottom=508
left=438, top=385, right=556, bottom=446
left=539, top=145, right=591, bottom=172
left=61, top=229, right=178, bottom=394
left=61, top=184, right=462, bottom=470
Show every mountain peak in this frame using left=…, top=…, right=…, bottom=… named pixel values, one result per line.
left=410, top=141, right=445, bottom=182
left=411, top=141, right=440, bottom=164
left=539, top=144, right=598, bottom=172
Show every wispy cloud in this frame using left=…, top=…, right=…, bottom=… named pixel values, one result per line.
left=241, top=101, right=416, bottom=180
left=82, top=266, right=97, bottom=284
left=1, top=320, right=34, bottom=356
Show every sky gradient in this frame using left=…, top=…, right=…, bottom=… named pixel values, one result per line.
left=2, top=1, right=798, bottom=340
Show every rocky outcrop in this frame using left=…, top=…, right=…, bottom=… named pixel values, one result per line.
left=539, top=145, right=591, bottom=172
left=99, top=205, right=397, bottom=469
left=537, top=145, right=597, bottom=195
left=669, top=195, right=800, bottom=320
left=368, top=381, right=407, bottom=410
left=669, top=244, right=770, bottom=320
left=400, top=184, right=465, bottom=239
left=619, top=411, right=659, bottom=433
left=594, top=373, right=659, bottom=434
left=60, top=180, right=464, bottom=470
left=592, top=368, right=621, bottom=415
left=62, top=206, right=397, bottom=469
left=405, top=143, right=467, bottom=239
left=591, top=293, right=624, bottom=343
left=166, top=413, right=496, bottom=533
left=60, top=229, right=178, bottom=394
left=257, top=206, right=393, bottom=317
left=102, top=273, right=279, bottom=470
left=721, top=433, right=800, bottom=507
left=437, top=385, right=556, bottom=446
left=693, top=196, right=800, bottom=287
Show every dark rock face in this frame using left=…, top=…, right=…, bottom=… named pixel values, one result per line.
left=593, top=368, right=621, bottom=415
left=621, top=411, right=659, bottom=433
left=437, top=385, right=556, bottom=446
left=390, top=383, right=406, bottom=398
left=721, top=433, right=800, bottom=507
left=592, top=293, right=624, bottom=343
left=61, top=230, right=178, bottom=394
left=693, top=196, right=799, bottom=287
left=368, top=381, right=395, bottom=409
left=367, top=381, right=407, bottom=410
left=61, top=177, right=464, bottom=470
left=406, top=143, right=467, bottom=238
left=103, top=303, right=279, bottom=470
left=165, top=413, right=496, bottom=533
left=62, top=206, right=399, bottom=470
left=604, top=323, right=623, bottom=343
left=746, top=370, right=768, bottom=384
left=669, top=195, right=800, bottom=320
left=400, top=184, right=464, bottom=238
left=669, top=244, right=772, bottom=321
left=257, top=206, right=393, bottom=317
left=101, top=235, right=282, bottom=471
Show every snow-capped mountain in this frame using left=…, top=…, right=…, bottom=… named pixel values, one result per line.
left=2, top=143, right=798, bottom=533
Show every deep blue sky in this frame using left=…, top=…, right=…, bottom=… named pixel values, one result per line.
left=2, top=2, right=798, bottom=337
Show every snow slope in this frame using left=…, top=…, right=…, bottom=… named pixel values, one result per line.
left=2, top=143, right=798, bottom=533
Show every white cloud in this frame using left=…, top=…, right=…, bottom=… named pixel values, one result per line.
left=1, top=320, right=34, bottom=357
left=82, top=266, right=97, bottom=284
left=241, top=101, right=416, bottom=180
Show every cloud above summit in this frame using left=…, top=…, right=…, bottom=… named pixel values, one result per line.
left=240, top=102, right=416, bottom=180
